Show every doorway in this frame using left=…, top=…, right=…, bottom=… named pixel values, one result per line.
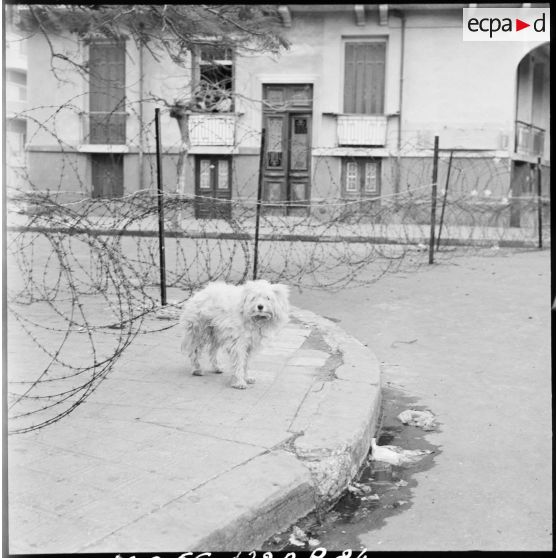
left=91, top=154, right=123, bottom=198
left=194, top=155, right=232, bottom=219
left=262, top=84, right=313, bottom=216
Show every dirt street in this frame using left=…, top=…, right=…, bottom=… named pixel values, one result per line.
left=291, top=249, right=552, bottom=551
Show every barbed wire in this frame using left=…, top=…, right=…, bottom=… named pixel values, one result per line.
left=6, top=97, right=551, bottom=435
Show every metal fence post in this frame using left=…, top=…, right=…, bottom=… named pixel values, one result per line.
left=436, top=149, right=453, bottom=251
left=252, top=128, right=266, bottom=280
left=537, top=156, right=543, bottom=249
left=155, top=108, right=167, bottom=305
left=428, top=135, right=440, bottom=264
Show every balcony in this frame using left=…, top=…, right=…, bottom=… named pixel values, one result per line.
left=6, top=98, right=26, bottom=118
left=6, top=51, right=26, bottom=72
left=337, top=114, right=387, bottom=146
left=5, top=34, right=27, bottom=72
left=189, top=114, right=236, bottom=147
left=515, top=120, right=545, bottom=157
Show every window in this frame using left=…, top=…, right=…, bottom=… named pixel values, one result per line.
left=364, top=162, right=378, bottom=193
left=193, top=46, right=233, bottom=112
left=346, top=161, right=358, bottom=192
left=7, top=118, right=26, bottom=163
left=266, top=116, right=285, bottom=168
left=6, top=69, right=26, bottom=101
left=199, top=159, right=212, bottom=190
left=198, top=158, right=231, bottom=190
left=342, top=158, right=381, bottom=197
left=6, top=33, right=26, bottom=56
left=343, top=41, right=386, bottom=114
left=196, top=157, right=231, bottom=191
left=263, top=84, right=313, bottom=111
left=89, top=39, right=126, bottom=144
left=217, top=159, right=230, bottom=190
left=531, top=61, right=547, bottom=128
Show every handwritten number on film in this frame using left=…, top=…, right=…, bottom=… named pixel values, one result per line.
left=115, top=551, right=368, bottom=558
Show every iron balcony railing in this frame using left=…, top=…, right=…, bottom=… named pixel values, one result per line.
left=188, top=113, right=236, bottom=146
left=337, top=114, right=387, bottom=146
left=515, top=120, right=545, bottom=157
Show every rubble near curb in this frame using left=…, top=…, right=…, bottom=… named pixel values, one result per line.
left=289, top=308, right=382, bottom=504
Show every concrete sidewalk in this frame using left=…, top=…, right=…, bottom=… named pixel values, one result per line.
left=8, top=306, right=381, bottom=552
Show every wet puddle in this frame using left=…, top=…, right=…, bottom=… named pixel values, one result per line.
left=263, top=386, right=440, bottom=551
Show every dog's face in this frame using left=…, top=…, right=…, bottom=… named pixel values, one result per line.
left=241, top=280, right=290, bottom=324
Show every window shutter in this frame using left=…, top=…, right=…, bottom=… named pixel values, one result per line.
left=344, top=42, right=386, bottom=114
left=368, top=42, right=385, bottom=114
left=346, top=161, right=359, bottom=192
left=344, top=43, right=357, bottom=113
left=364, top=162, right=378, bottom=193
left=342, top=158, right=382, bottom=198
left=89, top=41, right=126, bottom=143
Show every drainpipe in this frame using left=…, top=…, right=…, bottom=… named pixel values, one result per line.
left=138, top=41, right=144, bottom=192
left=391, top=8, right=406, bottom=194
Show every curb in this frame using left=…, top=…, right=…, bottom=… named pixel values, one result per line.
left=289, top=308, right=382, bottom=503
left=191, top=307, right=382, bottom=550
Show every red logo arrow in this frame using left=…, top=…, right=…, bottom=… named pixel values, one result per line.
left=516, top=18, right=530, bottom=31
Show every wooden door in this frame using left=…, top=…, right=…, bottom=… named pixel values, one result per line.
left=91, top=154, right=124, bottom=198
left=262, top=84, right=313, bottom=216
left=262, top=113, right=288, bottom=215
left=262, top=112, right=312, bottom=215
left=287, top=114, right=311, bottom=215
left=262, top=113, right=311, bottom=216
left=195, top=156, right=232, bottom=219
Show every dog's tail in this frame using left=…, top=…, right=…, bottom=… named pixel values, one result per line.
left=180, top=315, right=192, bottom=354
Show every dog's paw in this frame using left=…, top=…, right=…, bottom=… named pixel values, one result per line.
left=192, top=369, right=204, bottom=376
left=246, top=376, right=256, bottom=384
left=231, top=380, right=248, bottom=390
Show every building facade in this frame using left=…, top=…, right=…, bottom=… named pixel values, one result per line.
left=6, top=25, right=28, bottom=189
left=12, top=4, right=551, bottom=219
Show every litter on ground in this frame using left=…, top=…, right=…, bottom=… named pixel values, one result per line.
left=397, top=409, right=437, bottom=430
left=154, top=301, right=182, bottom=320
left=348, top=482, right=372, bottom=495
left=371, top=438, right=433, bottom=467
left=361, top=493, right=380, bottom=502
left=288, top=526, right=308, bottom=547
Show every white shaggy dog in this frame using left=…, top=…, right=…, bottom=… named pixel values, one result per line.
left=180, top=280, right=290, bottom=389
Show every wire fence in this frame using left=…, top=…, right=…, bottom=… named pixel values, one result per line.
left=6, top=100, right=551, bottom=435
